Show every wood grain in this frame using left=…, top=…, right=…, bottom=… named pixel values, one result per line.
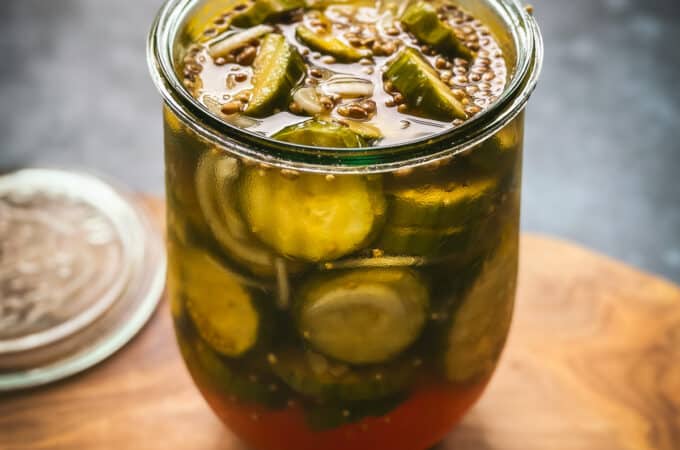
left=1, top=198, right=679, bottom=450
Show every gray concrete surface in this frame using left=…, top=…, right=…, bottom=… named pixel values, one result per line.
left=1, top=0, right=679, bottom=282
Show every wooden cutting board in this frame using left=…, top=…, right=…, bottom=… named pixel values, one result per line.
left=1, top=198, right=679, bottom=450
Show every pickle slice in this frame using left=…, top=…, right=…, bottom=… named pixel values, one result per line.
left=400, top=2, right=474, bottom=60
left=443, top=229, right=518, bottom=383
left=196, top=149, right=305, bottom=277
left=337, top=119, right=383, bottom=143
left=232, top=0, right=305, bottom=27
left=304, top=395, right=405, bottom=430
left=387, top=176, right=498, bottom=228
left=181, top=249, right=260, bottom=357
left=384, top=48, right=467, bottom=121
left=239, top=168, right=385, bottom=262
left=272, top=348, right=417, bottom=402
left=294, top=269, right=429, bottom=364
left=272, top=119, right=367, bottom=147
left=178, top=334, right=288, bottom=408
left=376, top=224, right=471, bottom=257
left=467, top=124, right=522, bottom=174
left=296, top=24, right=371, bottom=62
left=244, top=33, right=305, bottom=117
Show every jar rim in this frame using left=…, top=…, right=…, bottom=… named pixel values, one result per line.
left=147, top=0, right=543, bottom=172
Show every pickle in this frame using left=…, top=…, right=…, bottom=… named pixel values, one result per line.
left=376, top=224, right=471, bottom=257
left=443, top=229, right=518, bottom=383
left=244, top=34, right=305, bottom=117
left=239, top=168, right=385, bottom=262
left=337, top=119, right=383, bottom=143
left=272, top=348, right=417, bottom=402
left=304, top=395, right=405, bottom=430
left=180, top=248, right=261, bottom=357
left=294, top=268, right=429, bottom=364
left=467, top=124, right=522, bottom=174
left=400, top=2, right=474, bottom=60
left=272, top=119, right=367, bottom=147
left=232, top=0, right=305, bottom=27
left=386, top=176, right=498, bottom=228
left=195, top=149, right=305, bottom=277
left=179, top=334, right=288, bottom=408
left=384, top=48, right=467, bottom=121
left=296, top=23, right=371, bottom=62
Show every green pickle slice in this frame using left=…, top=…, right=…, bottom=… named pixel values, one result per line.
left=232, top=0, right=305, bottom=27
left=443, top=230, right=518, bottom=383
left=296, top=22, right=371, bottom=62
left=272, top=348, right=417, bottom=402
left=239, top=167, right=385, bottom=262
left=337, top=119, right=383, bottom=142
left=178, top=334, right=288, bottom=408
left=181, top=249, right=261, bottom=357
left=387, top=176, right=498, bottom=228
left=244, top=33, right=305, bottom=117
left=195, top=149, right=303, bottom=277
left=384, top=48, right=467, bottom=121
left=272, top=119, right=367, bottom=147
left=294, top=268, right=429, bottom=364
left=377, top=175, right=499, bottom=257
left=400, top=2, right=474, bottom=60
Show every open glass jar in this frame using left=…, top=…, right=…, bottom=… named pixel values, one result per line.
left=149, top=1, right=541, bottom=449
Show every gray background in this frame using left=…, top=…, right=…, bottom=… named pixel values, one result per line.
left=1, top=0, right=679, bottom=282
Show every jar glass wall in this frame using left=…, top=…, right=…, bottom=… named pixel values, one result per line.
left=150, top=1, right=541, bottom=449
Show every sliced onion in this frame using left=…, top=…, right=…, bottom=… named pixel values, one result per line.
left=293, top=87, right=325, bottom=115
left=320, top=76, right=374, bottom=98
left=208, top=25, right=274, bottom=58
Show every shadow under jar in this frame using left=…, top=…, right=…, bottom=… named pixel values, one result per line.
left=148, top=1, right=542, bottom=449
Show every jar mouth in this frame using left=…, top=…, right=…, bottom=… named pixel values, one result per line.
left=148, top=0, right=543, bottom=172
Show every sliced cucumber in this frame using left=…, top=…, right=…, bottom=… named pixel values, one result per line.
left=294, top=268, right=429, bottom=364
left=195, top=149, right=305, bottom=277
left=232, top=0, right=305, bottom=27
left=400, top=2, right=474, bottom=60
left=443, top=228, right=518, bottom=383
left=376, top=224, right=471, bottom=257
left=296, top=24, right=371, bottom=62
left=337, top=119, right=383, bottom=143
left=272, top=348, right=417, bottom=402
left=385, top=48, right=467, bottom=121
left=178, top=334, right=289, bottom=408
left=272, top=119, right=367, bottom=147
left=239, top=168, right=385, bottom=262
left=180, top=248, right=260, bottom=357
left=467, top=122, right=523, bottom=174
left=386, top=176, right=499, bottom=228
left=304, top=395, right=405, bottom=430
left=244, top=33, right=305, bottom=117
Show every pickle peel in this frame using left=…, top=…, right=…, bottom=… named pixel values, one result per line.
left=400, top=1, right=474, bottom=60
left=296, top=23, right=371, bottom=62
left=180, top=249, right=260, bottom=357
left=337, top=119, right=383, bottom=143
left=245, top=33, right=305, bottom=117
left=272, top=348, right=417, bottom=402
left=179, top=334, right=289, bottom=408
left=387, top=176, right=498, bottom=228
left=239, top=167, right=386, bottom=262
left=376, top=224, right=471, bottom=257
left=272, top=119, right=367, bottom=147
left=443, top=228, right=518, bottom=383
left=232, top=0, right=305, bottom=27
left=385, top=48, right=467, bottom=121
left=294, top=268, right=429, bottom=364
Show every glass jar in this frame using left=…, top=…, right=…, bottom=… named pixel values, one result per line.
left=148, top=1, right=542, bottom=449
